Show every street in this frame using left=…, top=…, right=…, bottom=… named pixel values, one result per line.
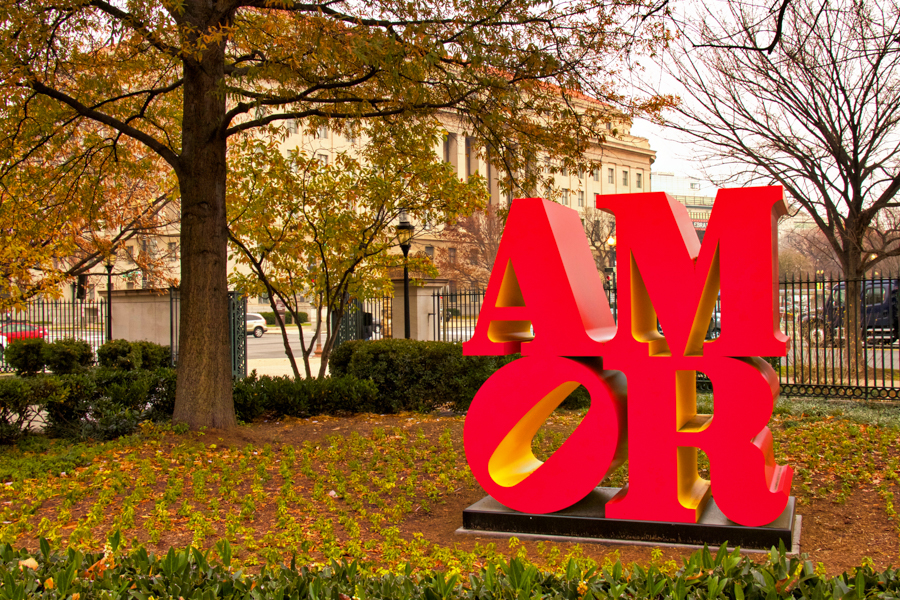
left=247, top=327, right=317, bottom=360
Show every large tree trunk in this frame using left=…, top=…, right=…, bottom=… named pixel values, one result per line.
left=172, top=37, right=236, bottom=430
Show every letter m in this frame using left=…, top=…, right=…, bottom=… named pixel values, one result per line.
left=597, top=187, right=788, bottom=358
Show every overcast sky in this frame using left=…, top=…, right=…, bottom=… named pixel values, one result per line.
left=630, top=118, right=702, bottom=178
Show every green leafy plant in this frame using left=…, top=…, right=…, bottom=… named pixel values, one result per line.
left=96, top=339, right=171, bottom=371
left=331, top=339, right=589, bottom=413
left=42, top=338, right=93, bottom=374
left=3, top=338, right=46, bottom=376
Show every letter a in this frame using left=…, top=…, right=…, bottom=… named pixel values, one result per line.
left=463, top=198, right=615, bottom=356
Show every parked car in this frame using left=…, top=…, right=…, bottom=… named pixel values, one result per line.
left=245, top=313, right=268, bottom=338
left=0, top=322, right=48, bottom=356
left=801, top=279, right=899, bottom=345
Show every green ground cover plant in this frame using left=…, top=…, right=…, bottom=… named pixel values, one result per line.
left=3, top=539, right=899, bottom=600
left=0, top=405, right=895, bottom=577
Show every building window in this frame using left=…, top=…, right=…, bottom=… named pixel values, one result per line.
left=425, top=245, right=434, bottom=259
left=636, top=173, right=642, bottom=189
left=316, top=153, right=329, bottom=166
left=448, top=248, right=457, bottom=263
left=286, top=120, right=298, bottom=135
left=592, top=168, right=599, bottom=181
left=622, top=171, right=629, bottom=186
left=561, top=166, right=568, bottom=176
left=578, top=190, right=584, bottom=207
left=465, top=137, right=476, bottom=178
left=561, top=188, right=569, bottom=205
left=608, top=168, right=614, bottom=184
left=317, top=125, right=328, bottom=139
left=690, top=182, right=701, bottom=190
left=577, top=168, right=585, bottom=179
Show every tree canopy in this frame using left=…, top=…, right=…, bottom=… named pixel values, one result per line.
left=228, top=119, right=487, bottom=378
left=0, top=0, right=673, bottom=428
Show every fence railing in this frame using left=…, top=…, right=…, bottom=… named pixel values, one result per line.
left=0, top=300, right=108, bottom=373
left=331, top=296, right=394, bottom=349
left=168, top=289, right=247, bottom=378
left=431, top=273, right=900, bottom=401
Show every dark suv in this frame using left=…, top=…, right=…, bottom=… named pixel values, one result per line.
left=800, top=279, right=899, bottom=345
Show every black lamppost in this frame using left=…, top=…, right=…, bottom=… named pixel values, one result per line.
left=104, top=254, right=115, bottom=342
left=396, top=211, right=414, bottom=339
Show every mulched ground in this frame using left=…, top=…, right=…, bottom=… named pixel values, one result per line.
left=202, top=413, right=899, bottom=576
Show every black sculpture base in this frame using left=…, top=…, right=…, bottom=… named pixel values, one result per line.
left=460, top=488, right=799, bottom=551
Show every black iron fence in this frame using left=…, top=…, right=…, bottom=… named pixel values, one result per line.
left=431, top=274, right=900, bottom=401
left=168, top=289, right=247, bottom=378
left=332, top=296, right=394, bottom=348
left=0, top=300, right=108, bottom=373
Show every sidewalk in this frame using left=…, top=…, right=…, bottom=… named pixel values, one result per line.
left=247, top=356, right=325, bottom=378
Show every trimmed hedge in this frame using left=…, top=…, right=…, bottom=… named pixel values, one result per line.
left=3, top=337, right=96, bottom=376
left=42, top=338, right=93, bottom=374
left=1, top=540, right=898, bottom=600
left=234, top=372, right=378, bottom=422
left=260, top=311, right=309, bottom=325
left=0, top=368, right=177, bottom=442
left=0, top=368, right=377, bottom=442
left=2, top=338, right=47, bottom=376
left=43, top=367, right=178, bottom=440
left=330, top=339, right=589, bottom=413
left=96, top=339, right=171, bottom=370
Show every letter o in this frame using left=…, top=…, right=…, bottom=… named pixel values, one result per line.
left=464, top=356, right=627, bottom=514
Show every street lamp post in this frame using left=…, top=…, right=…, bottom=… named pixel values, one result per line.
left=396, top=211, right=415, bottom=339
left=104, top=255, right=115, bottom=342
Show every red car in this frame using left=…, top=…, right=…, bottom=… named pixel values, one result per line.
left=0, top=322, right=48, bottom=356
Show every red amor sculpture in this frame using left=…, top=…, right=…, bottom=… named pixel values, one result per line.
left=463, top=190, right=793, bottom=527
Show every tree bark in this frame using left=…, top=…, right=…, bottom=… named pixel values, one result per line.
left=171, top=34, right=236, bottom=430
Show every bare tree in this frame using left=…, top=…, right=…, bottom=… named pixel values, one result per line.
left=435, top=205, right=507, bottom=289
left=670, top=0, right=900, bottom=281
left=581, top=207, right=617, bottom=270
left=668, top=0, right=900, bottom=357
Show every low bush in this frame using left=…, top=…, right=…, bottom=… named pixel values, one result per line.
left=96, top=339, right=171, bottom=370
left=41, top=368, right=177, bottom=440
left=1, top=540, right=898, bottom=600
left=3, top=338, right=47, bottom=376
left=0, top=378, right=43, bottom=444
left=330, top=339, right=590, bottom=413
left=42, top=338, right=93, bottom=374
left=234, top=372, right=378, bottom=421
left=259, top=311, right=295, bottom=325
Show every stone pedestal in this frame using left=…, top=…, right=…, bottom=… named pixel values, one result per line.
left=391, top=278, right=449, bottom=341
left=460, top=488, right=800, bottom=551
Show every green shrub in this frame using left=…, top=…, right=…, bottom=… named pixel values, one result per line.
left=0, top=378, right=42, bottom=444
left=96, top=339, right=170, bottom=370
left=329, top=339, right=364, bottom=376
left=42, top=368, right=176, bottom=439
left=234, top=372, right=379, bottom=421
left=96, top=338, right=140, bottom=369
left=3, top=338, right=47, bottom=376
left=132, top=340, right=172, bottom=370
left=42, top=338, right=93, bottom=374
left=331, top=339, right=589, bottom=413
left=259, top=311, right=294, bottom=325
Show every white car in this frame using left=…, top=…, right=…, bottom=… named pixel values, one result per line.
left=245, top=313, right=268, bottom=338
